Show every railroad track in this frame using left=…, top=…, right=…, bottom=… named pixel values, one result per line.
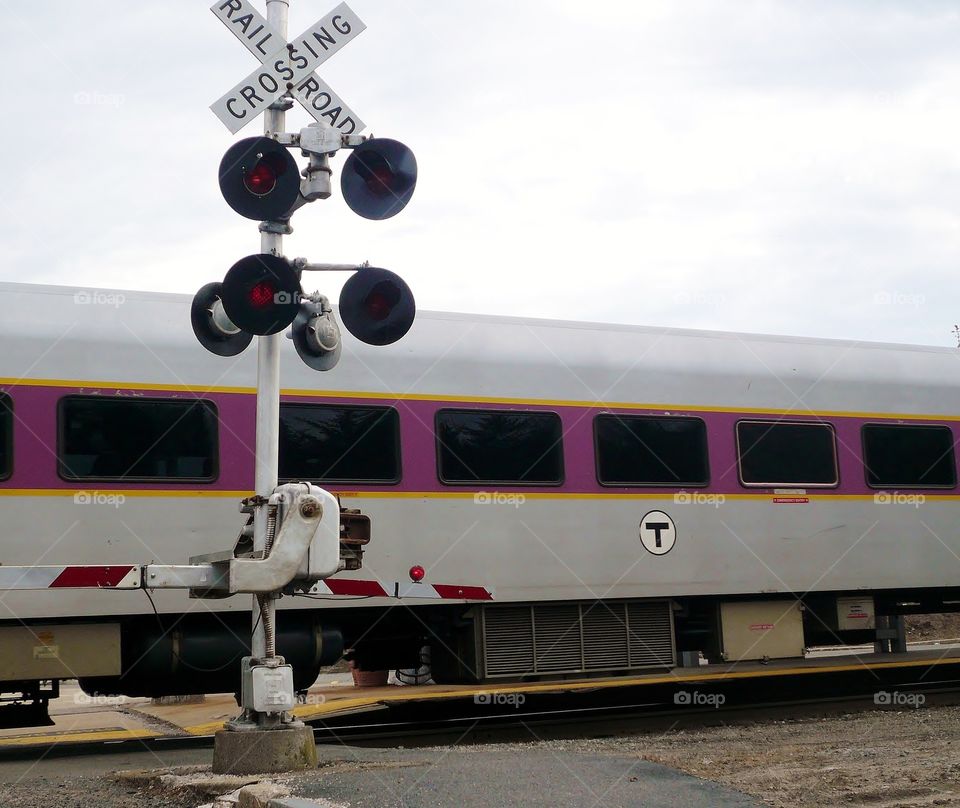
left=4, top=660, right=960, bottom=761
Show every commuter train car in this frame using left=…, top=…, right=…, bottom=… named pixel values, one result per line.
left=0, top=281, right=957, bottom=712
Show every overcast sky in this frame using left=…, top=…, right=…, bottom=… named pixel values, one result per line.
left=2, top=1, right=959, bottom=346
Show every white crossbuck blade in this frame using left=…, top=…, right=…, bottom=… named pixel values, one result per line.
left=210, top=0, right=366, bottom=134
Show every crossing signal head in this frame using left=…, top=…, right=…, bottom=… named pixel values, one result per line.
left=338, top=267, right=415, bottom=346
left=220, top=254, right=302, bottom=336
left=190, top=281, right=253, bottom=357
left=291, top=298, right=342, bottom=371
left=341, top=138, right=417, bottom=220
left=219, top=136, right=301, bottom=222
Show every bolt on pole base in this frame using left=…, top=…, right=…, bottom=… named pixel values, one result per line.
left=212, top=725, right=317, bottom=775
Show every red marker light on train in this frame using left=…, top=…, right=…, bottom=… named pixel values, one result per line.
left=409, top=565, right=425, bottom=583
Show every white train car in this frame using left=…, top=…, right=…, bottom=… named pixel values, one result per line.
left=0, top=281, right=957, bottom=711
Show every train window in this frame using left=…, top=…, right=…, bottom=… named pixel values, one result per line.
left=736, top=420, right=838, bottom=487
left=279, top=403, right=400, bottom=483
left=594, top=414, right=709, bottom=486
left=0, top=394, right=11, bottom=480
left=862, top=424, right=956, bottom=488
left=59, top=397, right=218, bottom=482
left=436, top=408, right=564, bottom=485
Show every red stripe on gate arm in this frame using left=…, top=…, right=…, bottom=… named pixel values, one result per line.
left=433, top=584, right=492, bottom=601
left=50, top=566, right=135, bottom=588
left=325, top=579, right=389, bottom=597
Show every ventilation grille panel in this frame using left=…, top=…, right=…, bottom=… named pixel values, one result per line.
left=481, top=600, right=674, bottom=678
left=482, top=606, right=534, bottom=676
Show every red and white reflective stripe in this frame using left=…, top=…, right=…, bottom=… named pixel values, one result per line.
left=0, top=565, right=140, bottom=590
left=310, top=578, right=494, bottom=601
left=311, top=578, right=390, bottom=597
left=0, top=566, right=494, bottom=600
left=397, top=582, right=495, bottom=601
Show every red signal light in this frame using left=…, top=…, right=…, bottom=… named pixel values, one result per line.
left=365, top=164, right=396, bottom=198
left=364, top=281, right=400, bottom=322
left=220, top=254, right=301, bottom=337
left=341, top=139, right=417, bottom=221
left=243, top=160, right=278, bottom=196
left=365, top=291, right=392, bottom=321
left=248, top=280, right=276, bottom=309
left=409, top=564, right=425, bottom=582
left=220, top=138, right=300, bottom=221
left=339, top=267, right=415, bottom=346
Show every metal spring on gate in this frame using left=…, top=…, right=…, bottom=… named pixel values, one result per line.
left=259, top=503, right=280, bottom=658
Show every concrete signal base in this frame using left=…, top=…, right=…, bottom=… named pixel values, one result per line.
left=212, top=726, right=318, bottom=775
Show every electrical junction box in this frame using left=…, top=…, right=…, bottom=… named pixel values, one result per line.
left=720, top=601, right=805, bottom=662
left=836, top=596, right=876, bottom=630
left=251, top=664, right=296, bottom=713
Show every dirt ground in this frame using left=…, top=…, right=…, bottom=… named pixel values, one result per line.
left=583, top=702, right=960, bottom=807
left=906, top=613, right=960, bottom=643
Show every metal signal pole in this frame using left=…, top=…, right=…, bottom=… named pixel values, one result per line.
left=250, top=0, right=290, bottom=725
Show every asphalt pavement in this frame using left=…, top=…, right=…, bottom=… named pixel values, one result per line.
left=0, top=742, right=762, bottom=807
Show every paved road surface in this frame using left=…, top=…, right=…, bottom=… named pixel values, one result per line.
left=0, top=743, right=762, bottom=807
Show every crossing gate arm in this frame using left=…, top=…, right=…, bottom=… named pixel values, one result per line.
left=0, top=564, right=222, bottom=591
left=0, top=565, right=142, bottom=590
left=0, top=564, right=494, bottom=601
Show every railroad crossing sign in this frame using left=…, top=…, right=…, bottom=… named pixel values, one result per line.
left=210, top=0, right=366, bottom=134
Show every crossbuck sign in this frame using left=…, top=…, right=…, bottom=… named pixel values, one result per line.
left=210, top=0, right=366, bottom=134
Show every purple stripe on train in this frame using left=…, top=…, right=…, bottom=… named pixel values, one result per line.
left=1, top=383, right=957, bottom=497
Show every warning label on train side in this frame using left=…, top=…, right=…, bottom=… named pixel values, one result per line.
left=639, top=511, right=676, bottom=555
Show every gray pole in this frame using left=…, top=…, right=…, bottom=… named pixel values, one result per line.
left=251, top=0, right=290, bottom=722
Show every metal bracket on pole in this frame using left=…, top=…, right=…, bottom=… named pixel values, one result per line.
left=292, top=257, right=369, bottom=273
left=275, top=127, right=369, bottom=156
left=259, top=220, right=293, bottom=236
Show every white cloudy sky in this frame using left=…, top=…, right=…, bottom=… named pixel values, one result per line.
left=2, top=1, right=959, bottom=346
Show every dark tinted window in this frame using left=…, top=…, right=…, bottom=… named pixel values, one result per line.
left=59, top=397, right=217, bottom=481
left=279, top=404, right=400, bottom=483
left=595, top=414, right=708, bottom=486
left=862, top=424, right=956, bottom=488
left=737, top=421, right=837, bottom=486
left=0, top=395, right=11, bottom=480
left=436, top=409, right=563, bottom=484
